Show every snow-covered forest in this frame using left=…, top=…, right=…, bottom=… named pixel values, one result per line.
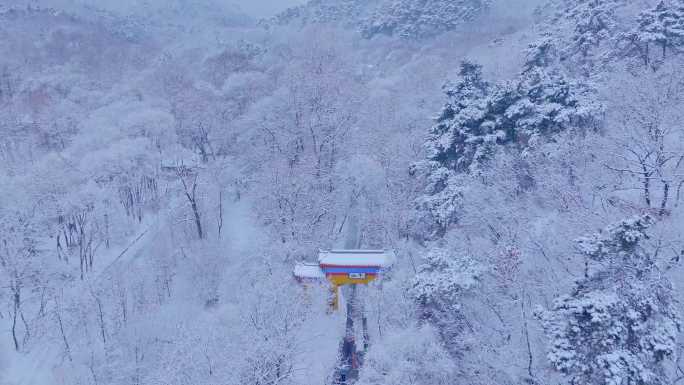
left=2, top=0, right=684, bottom=384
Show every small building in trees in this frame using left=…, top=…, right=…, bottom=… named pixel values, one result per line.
left=293, top=249, right=394, bottom=311
left=293, top=262, right=326, bottom=284
left=318, top=249, right=393, bottom=285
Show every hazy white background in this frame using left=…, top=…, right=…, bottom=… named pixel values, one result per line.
left=2, top=1, right=682, bottom=385
left=11, top=0, right=307, bottom=16
left=230, top=0, right=306, bottom=16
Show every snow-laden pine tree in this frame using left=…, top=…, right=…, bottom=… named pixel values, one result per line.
left=356, top=325, right=458, bottom=385
left=0, top=210, right=41, bottom=352
left=264, top=0, right=369, bottom=28
left=409, top=248, right=481, bottom=345
left=410, top=61, right=488, bottom=234
left=413, top=57, right=601, bottom=235
left=361, top=0, right=491, bottom=39
left=563, top=0, right=621, bottom=58
left=537, top=0, right=628, bottom=75
left=267, top=0, right=490, bottom=40
left=629, top=0, right=684, bottom=65
left=539, top=215, right=679, bottom=385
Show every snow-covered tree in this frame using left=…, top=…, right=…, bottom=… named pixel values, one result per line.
left=539, top=215, right=680, bottom=385
left=361, top=0, right=491, bottom=39
left=263, top=0, right=370, bottom=29
left=537, top=0, right=629, bottom=75
left=565, top=0, right=620, bottom=58
left=0, top=210, right=41, bottom=352
left=628, top=0, right=684, bottom=66
left=267, top=0, right=490, bottom=40
left=410, top=247, right=481, bottom=343
left=413, top=59, right=602, bottom=234
left=603, top=63, right=684, bottom=215
left=356, top=325, right=458, bottom=385
left=523, top=36, right=559, bottom=72
left=424, top=60, right=600, bottom=174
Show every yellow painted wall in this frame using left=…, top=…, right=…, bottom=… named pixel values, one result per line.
left=326, top=274, right=377, bottom=286
left=326, top=275, right=378, bottom=311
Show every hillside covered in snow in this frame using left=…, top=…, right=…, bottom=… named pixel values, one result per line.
left=2, top=1, right=684, bottom=385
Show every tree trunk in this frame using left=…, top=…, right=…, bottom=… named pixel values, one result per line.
left=191, top=199, right=203, bottom=239
left=20, top=309, right=30, bottom=346
left=521, top=287, right=535, bottom=380
left=96, top=296, right=106, bottom=344
left=11, top=292, right=19, bottom=351
left=362, top=312, right=369, bottom=352
left=217, top=191, right=223, bottom=239
left=660, top=181, right=669, bottom=216
left=642, top=164, right=652, bottom=207
left=676, top=180, right=684, bottom=207
left=104, top=212, right=110, bottom=249
left=56, top=305, right=72, bottom=362
left=179, top=171, right=204, bottom=240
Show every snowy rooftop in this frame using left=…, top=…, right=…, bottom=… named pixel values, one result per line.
left=318, top=249, right=395, bottom=267
left=293, top=262, right=325, bottom=279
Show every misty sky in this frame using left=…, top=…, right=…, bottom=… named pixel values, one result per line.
left=15, top=0, right=307, bottom=18
left=232, top=0, right=306, bottom=16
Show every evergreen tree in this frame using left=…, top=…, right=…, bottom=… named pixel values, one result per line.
left=409, top=248, right=481, bottom=344
left=523, top=36, right=558, bottom=72
left=539, top=0, right=627, bottom=75
left=568, top=0, right=619, bottom=58
left=631, top=0, right=684, bottom=65
left=413, top=59, right=601, bottom=234
left=362, top=0, right=491, bottom=39
left=267, top=0, right=490, bottom=39
left=539, top=216, right=679, bottom=385
left=264, top=0, right=370, bottom=28
left=423, top=60, right=491, bottom=174
left=411, top=61, right=489, bottom=235
left=423, top=59, right=599, bottom=174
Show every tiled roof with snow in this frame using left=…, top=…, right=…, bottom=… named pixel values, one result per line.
left=318, top=249, right=395, bottom=267
left=293, top=262, right=325, bottom=279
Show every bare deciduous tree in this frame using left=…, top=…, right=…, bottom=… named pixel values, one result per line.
left=176, top=165, right=204, bottom=240
left=604, top=66, right=684, bottom=215
left=0, top=216, right=39, bottom=351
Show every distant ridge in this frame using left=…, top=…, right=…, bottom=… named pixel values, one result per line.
left=262, top=0, right=491, bottom=39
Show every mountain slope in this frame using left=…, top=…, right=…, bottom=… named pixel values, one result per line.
left=264, top=0, right=491, bottom=39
